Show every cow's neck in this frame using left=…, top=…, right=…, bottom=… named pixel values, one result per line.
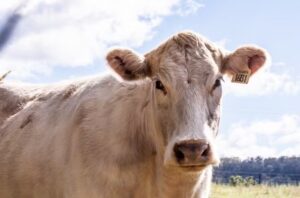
left=157, top=166, right=212, bottom=198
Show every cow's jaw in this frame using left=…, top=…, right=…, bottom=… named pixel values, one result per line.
left=159, top=164, right=213, bottom=198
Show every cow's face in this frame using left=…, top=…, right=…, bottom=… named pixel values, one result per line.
left=106, top=32, right=267, bottom=171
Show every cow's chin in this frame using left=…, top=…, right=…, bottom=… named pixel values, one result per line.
left=164, top=158, right=220, bottom=173
left=164, top=163, right=214, bottom=173
left=178, top=160, right=219, bottom=172
left=163, top=164, right=210, bottom=173
left=177, top=164, right=208, bottom=172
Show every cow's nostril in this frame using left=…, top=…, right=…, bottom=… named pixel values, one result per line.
left=174, top=144, right=185, bottom=162
left=201, top=145, right=210, bottom=157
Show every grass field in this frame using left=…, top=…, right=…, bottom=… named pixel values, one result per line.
left=211, top=184, right=300, bottom=198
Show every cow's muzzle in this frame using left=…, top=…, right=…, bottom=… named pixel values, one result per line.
left=173, top=139, right=214, bottom=167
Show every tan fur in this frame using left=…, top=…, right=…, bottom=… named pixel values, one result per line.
left=0, top=31, right=267, bottom=198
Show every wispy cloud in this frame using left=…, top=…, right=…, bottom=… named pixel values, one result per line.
left=217, top=114, right=300, bottom=158
left=0, top=0, right=202, bottom=81
left=176, top=0, right=204, bottom=16
left=224, top=62, right=300, bottom=96
left=214, top=38, right=228, bottom=49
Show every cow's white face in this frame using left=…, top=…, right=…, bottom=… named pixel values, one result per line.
left=106, top=32, right=267, bottom=171
left=149, top=40, right=222, bottom=170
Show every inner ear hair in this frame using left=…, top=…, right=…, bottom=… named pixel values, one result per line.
left=106, top=48, right=151, bottom=80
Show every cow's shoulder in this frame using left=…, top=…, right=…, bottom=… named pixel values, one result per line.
left=0, top=84, right=32, bottom=126
left=0, top=75, right=118, bottom=127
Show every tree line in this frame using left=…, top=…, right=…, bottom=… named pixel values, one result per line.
left=213, top=156, right=300, bottom=185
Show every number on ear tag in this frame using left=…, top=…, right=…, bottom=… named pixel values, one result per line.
left=231, top=72, right=250, bottom=84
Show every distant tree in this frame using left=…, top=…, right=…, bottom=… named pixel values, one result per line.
left=245, top=176, right=256, bottom=186
left=213, top=156, right=300, bottom=185
left=229, top=175, right=244, bottom=186
left=229, top=175, right=257, bottom=186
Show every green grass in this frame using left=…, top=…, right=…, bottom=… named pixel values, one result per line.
left=211, top=184, right=300, bottom=198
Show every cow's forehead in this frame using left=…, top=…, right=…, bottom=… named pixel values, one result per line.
left=145, top=32, right=223, bottom=81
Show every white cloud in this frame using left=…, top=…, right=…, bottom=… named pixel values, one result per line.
left=0, top=1, right=20, bottom=13
left=214, top=38, right=228, bottom=49
left=0, top=0, right=202, bottom=81
left=224, top=62, right=300, bottom=96
left=176, top=0, right=204, bottom=16
left=217, top=115, right=300, bottom=158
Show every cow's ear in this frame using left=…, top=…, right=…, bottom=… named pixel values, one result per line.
left=106, top=48, right=151, bottom=80
left=222, top=46, right=267, bottom=77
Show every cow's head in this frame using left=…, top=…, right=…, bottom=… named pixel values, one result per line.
left=106, top=32, right=267, bottom=171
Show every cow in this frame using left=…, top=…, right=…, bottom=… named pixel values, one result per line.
left=0, top=31, right=267, bottom=198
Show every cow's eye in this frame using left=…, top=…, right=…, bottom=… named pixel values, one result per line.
left=212, top=77, right=223, bottom=90
left=156, top=80, right=164, bottom=90
left=155, top=80, right=166, bottom=94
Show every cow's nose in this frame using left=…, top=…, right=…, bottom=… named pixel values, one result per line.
left=173, top=140, right=211, bottom=165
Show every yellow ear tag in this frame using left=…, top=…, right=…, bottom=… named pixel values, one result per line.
left=231, top=71, right=250, bottom=84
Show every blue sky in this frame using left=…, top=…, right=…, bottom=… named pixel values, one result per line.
left=0, top=0, right=299, bottom=158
